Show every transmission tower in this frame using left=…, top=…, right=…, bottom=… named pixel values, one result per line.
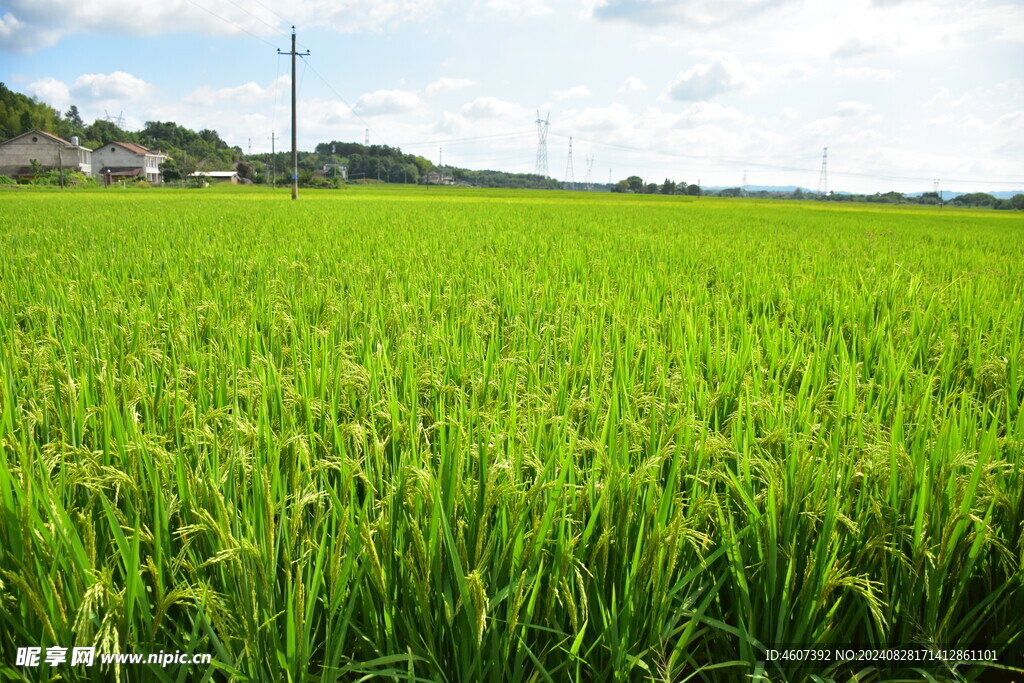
left=817, top=147, right=828, bottom=195
left=564, top=137, right=575, bottom=190
left=584, top=154, right=595, bottom=191
left=742, top=169, right=748, bottom=195
left=534, top=111, right=550, bottom=177
left=364, top=129, right=369, bottom=146
left=104, top=110, right=125, bottom=128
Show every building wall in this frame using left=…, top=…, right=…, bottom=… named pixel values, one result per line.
left=144, top=154, right=163, bottom=183
left=91, top=145, right=165, bottom=183
left=0, top=134, right=92, bottom=177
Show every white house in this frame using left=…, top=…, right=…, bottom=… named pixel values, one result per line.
left=188, top=170, right=239, bottom=184
left=0, top=130, right=93, bottom=178
left=91, top=141, right=167, bottom=184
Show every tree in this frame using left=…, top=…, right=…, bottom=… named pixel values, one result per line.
left=686, top=183, right=701, bottom=196
left=661, top=179, right=677, bottom=195
left=612, top=179, right=631, bottom=193
left=951, top=192, right=997, bottom=208
left=1009, top=194, right=1024, bottom=210
left=236, top=161, right=254, bottom=181
left=65, top=105, right=84, bottom=129
left=626, top=175, right=644, bottom=193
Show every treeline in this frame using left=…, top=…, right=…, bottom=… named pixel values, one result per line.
left=611, top=176, right=702, bottom=195
left=611, top=172, right=1024, bottom=210
left=455, top=169, right=561, bottom=190
left=799, top=189, right=1023, bottom=210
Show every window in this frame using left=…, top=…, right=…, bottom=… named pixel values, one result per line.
left=32, top=137, right=38, bottom=142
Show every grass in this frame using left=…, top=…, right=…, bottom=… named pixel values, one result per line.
left=1, top=186, right=1023, bottom=681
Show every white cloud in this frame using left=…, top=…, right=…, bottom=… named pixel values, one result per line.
left=802, top=116, right=843, bottom=137
left=926, top=114, right=955, bottom=127
left=666, top=60, right=741, bottom=101
left=834, top=100, right=872, bottom=117
left=676, top=101, right=747, bottom=125
left=779, top=106, right=800, bottom=120
left=590, top=0, right=796, bottom=28
left=553, top=85, right=592, bottom=101
left=71, top=72, right=155, bottom=101
left=619, top=76, right=647, bottom=93
left=831, top=37, right=879, bottom=59
left=567, top=103, right=634, bottom=132
left=485, top=0, right=554, bottom=16
left=836, top=66, right=894, bottom=82
left=425, top=77, right=477, bottom=95
left=0, top=0, right=447, bottom=53
left=184, top=76, right=289, bottom=107
left=353, top=89, right=421, bottom=116
left=459, top=96, right=527, bottom=119
left=750, top=61, right=814, bottom=82
left=27, top=76, right=71, bottom=110
left=926, top=87, right=950, bottom=107
left=664, top=54, right=811, bottom=102
left=993, top=111, right=1024, bottom=129
left=0, top=10, right=61, bottom=52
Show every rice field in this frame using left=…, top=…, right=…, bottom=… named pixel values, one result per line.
left=1, top=186, right=1022, bottom=682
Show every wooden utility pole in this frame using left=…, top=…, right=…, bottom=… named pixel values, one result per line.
left=278, top=27, right=309, bottom=200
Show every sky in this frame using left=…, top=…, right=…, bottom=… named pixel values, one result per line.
left=1, top=0, right=1022, bottom=193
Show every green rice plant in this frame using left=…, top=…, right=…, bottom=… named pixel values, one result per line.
left=0, top=187, right=1022, bottom=681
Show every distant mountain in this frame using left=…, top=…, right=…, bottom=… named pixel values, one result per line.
left=743, top=185, right=815, bottom=193
left=704, top=185, right=814, bottom=193
left=906, top=190, right=1022, bottom=200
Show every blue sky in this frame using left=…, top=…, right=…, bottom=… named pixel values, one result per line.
left=2, top=0, right=1022, bottom=193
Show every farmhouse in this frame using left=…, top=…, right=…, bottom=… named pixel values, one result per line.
left=323, top=163, right=347, bottom=180
left=422, top=169, right=454, bottom=185
left=188, top=170, right=239, bottom=184
left=92, top=142, right=168, bottom=184
left=0, top=129, right=93, bottom=179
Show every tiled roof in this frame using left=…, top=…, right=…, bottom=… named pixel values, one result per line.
left=113, top=142, right=154, bottom=155
left=0, top=129, right=73, bottom=146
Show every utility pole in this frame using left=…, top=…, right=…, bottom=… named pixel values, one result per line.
left=278, top=26, right=309, bottom=200
left=268, top=130, right=276, bottom=189
left=564, top=137, right=574, bottom=190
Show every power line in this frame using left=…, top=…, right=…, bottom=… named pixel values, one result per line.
left=547, top=132, right=1021, bottom=188
left=400, top=130, right=533, bottom=148
left=221, top=0, right=287, bottom=37
left=298, top=57, right=390, bottom=146
left=182, top=0, right=279, bottom=48
left=248, top=0, right=292, bottom=29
